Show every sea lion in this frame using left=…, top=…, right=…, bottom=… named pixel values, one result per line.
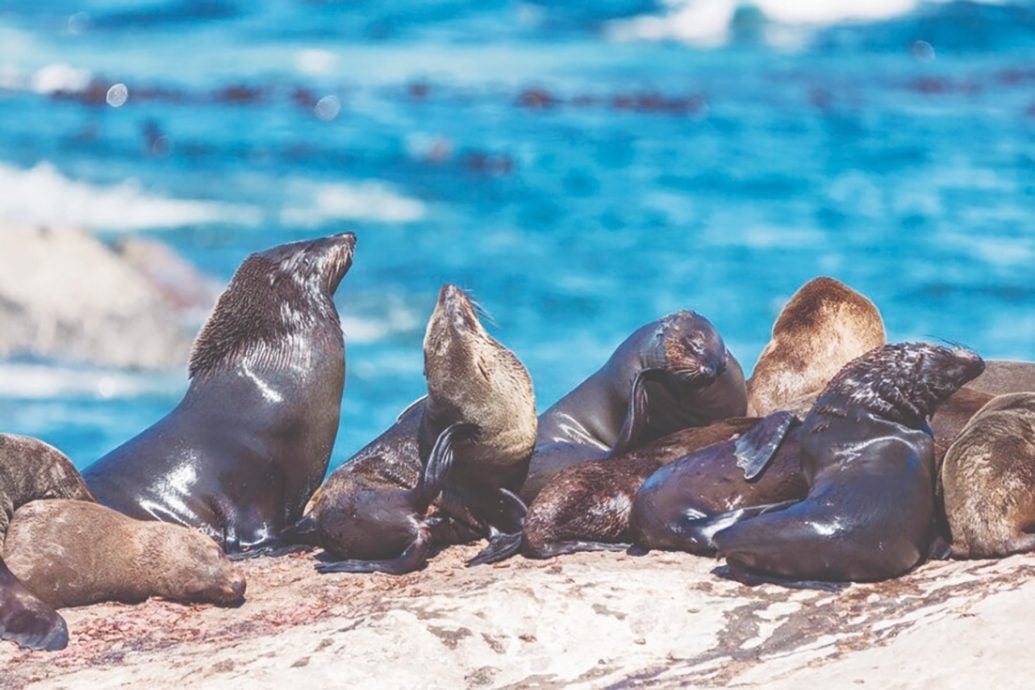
left=713, top=342, right=985, bottom=584
left=297, top=285, right=537, bottom=573
left=521, top=311, right=748, bottom=503
left=941, top=393, right=1035, bottom=558
left=521, top=418, right=761, bottom=559
left=4, top=499, right=245, bottom=609
left=629, top=412, right=810, bottom=555
left=0, top=434, right=94, bottom=651
left=968, top=360, right=1035, bottom=396
left=84, top=233, right=356, bottom=553
left=747, top=277, right=885, bottom=416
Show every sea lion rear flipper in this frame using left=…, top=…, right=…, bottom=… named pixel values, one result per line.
left=417, top=422, right=479, bottom=511
left=0, top=562, right=69, bottom=651
left=612, top=370, right=657, bottom=455
left=467, top=489, right=528, bottom=566
left=527, top=540, right=632, bottom=559
left=316, top=522, right=435, bottom=576
left=713, top=562, right=848, bottom=593
left=735, top=411, right=798, bottom=481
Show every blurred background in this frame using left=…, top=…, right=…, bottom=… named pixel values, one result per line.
left=1, top=0, right=1034, bottom=469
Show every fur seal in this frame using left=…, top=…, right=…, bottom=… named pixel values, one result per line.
left=629, top=412, right=810, bottom=555
left=0, top=434, right=94, bottom=651
left=521, top=311, right=748, bottom=503
left=941, top=393, right=1035, bottom=558
left=84, top=233, right=356, bottom=553
left=521, top=418, right=761, bottom=558
left=4, top=499, right=245, bottom=609
left=713, top=342, right=985, bottom=584
left=747, top=277, right=885, bottom=416
left=295, top=285, right=537, bottom=573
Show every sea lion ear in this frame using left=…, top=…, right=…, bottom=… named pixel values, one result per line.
left=612, top=369, right=661, bottom=455
left=735, top=410, right=799, bottom=481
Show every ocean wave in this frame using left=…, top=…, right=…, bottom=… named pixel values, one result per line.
left=0, top=162, right=262, bottom=231
left=280, top=180, right=427, bottom=226
left=607, top=0, right=1009, bottom=47
left=0, top=362, right=182, bottom=401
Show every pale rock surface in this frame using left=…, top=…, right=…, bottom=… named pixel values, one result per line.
left=1, top=544, right=1032, bottom=688
left=0, top=225, right=216, bottom=370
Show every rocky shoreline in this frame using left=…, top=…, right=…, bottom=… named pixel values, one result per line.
left=2, top=544, right=1032, bottom=689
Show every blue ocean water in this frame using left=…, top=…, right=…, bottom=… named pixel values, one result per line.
left=0, top=1, right=1034, bottom=469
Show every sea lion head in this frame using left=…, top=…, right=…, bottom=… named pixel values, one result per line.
left=153, top=527, right=247, bottom=607
left=188, top=232, right=356, bottom=377
left=422, top=284, right=535, bottom=421
left=634, top=311, right=746, bottom=423
left=816, top=342, right=985, bottom=429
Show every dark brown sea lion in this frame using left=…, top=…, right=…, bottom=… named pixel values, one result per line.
left=521, top=311, right=748, bottom=503
left=0, top=434, right=94, bottom=651
left=747, top=277, right=885, bottom=416
left=968, top=360, right=1035, bottom=396
left=521, top=418, right=761, bottom=558
left=713, top=342, right=985, bottom=584
left=941, top=393, right=1035, bottom=558
left=4, top=499, right=245, bottom=609
left=296, top=285, right=537, bottom=573
left=628, top=412, right=810, bottom=555
left=83, top=233, right=356, bottom=554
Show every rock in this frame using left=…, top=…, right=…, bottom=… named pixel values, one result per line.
left=0, top=545, right=1031, bottom=686
left=0, top=225, right=214, bottom=370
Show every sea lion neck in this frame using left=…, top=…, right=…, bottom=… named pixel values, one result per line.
left=188, top=257, right=344, bottom=381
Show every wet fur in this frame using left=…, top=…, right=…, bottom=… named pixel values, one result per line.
left=523, top=419, right=760, bottom=557
left=716, top=342, right=985, bottom=583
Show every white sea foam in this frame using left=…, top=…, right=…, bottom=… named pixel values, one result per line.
left=280, top=181, right=426, bottom=226
left=0, top=362, right=182, bottom=400
left=0, top=162, right=261, bottom=230
left=606, top=0, right=974, bottom=47
left=30, top=63, right=92, bottom=94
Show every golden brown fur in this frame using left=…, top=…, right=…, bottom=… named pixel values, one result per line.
left=4, top=500, right=246, bottom=609
left=941, top=393, right=1035, bottom=559
left=747, top=277, right=885, bottom=416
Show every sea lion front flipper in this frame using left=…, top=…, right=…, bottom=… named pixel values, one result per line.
left=612, top=370, right=658, bottom=455
left=0, top=562, right=69, bottom=651
left=734, top=411, right=798, bottom=481
left=667, top=501, right=800, bottom=555
left=417, top=422, right=478, bottom=511
left=466, top=489, right=529, bottom=566
left=316, top=522, right=434, bottom=576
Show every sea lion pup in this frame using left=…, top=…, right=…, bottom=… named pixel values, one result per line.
left=713, top=342, right=985, bottom=585
left=747, top=277, right=885, bottom=416
left=941, top=393, right=1035, bottom=558
left=301, top=285, right=537, bottom=573
left=84, top=233, right=356, bottom=554
left=4, top=499, right=245, bottom=609
left=968, top=360, right=1035, bottom=396
left=521, top=418, right=760, bottom=559
left=0, top=434, right=94, bottom=651
left=521, top=311, right=748, bottom=503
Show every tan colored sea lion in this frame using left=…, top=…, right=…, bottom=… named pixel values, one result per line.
left=0, top=434, right=94, bottom=651
left=941, top=393, right=1035, bottom=558
left=4, top=499, right=245, bottom=609
left=747, top=277, right=885, bottom=416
